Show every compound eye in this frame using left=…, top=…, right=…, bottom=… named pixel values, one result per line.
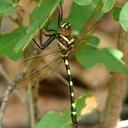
left=61, top=22, right=71, bottom=29
left=60, top=22, right=72, bottom=35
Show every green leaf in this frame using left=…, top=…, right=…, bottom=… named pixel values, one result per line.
left=102, top=0, right=115, bottom=13
left=0, top=27, right=26, bottom=60
left=36, top=93, right=97, bottom=128
left=113, top=6, right=121, bottom=21
left=119, top=2, right=128, bottom=31
left=67, top=0, right=102, bottom=31
left=86, top=36, right=100, bottom=46
left=76, top=38, right=128, bottom=73
left=73, top=0, right=92, bottom=6
left=14, top=0, right=60, bottom=53
left=0, top=0, right=17, bottom=17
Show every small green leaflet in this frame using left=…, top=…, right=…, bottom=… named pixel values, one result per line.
left=119, top=2, right=128, bottom=31
left=113, top=6, right=122, bottom=21
left=73, top=0, right=92, bottom=6
left=102, top=0, right=115, bottom=13
left=76, top=36, right=128, bottom=73
left=36, top=93, right=97, bottom=128
left=14, top=0, right=60, bottom=53
left=0, top=27, right=26, bottom=60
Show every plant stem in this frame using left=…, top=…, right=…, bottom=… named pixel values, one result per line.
left=99, top=27, right=128, bottom=128
left=0, top=73, right=25, bottom=128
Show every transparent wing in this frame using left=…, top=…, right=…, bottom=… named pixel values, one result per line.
left=17, top=48, right=62, bottom=89
left=21, top=48, right=60, bottom=64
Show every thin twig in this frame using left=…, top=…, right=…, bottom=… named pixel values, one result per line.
left=0, top=64, right=26, bottom=105
left=27, top=84, right=36, bottom=128
left=0, top=73, right=25, bottom=128
left=24, top=48, right=40, bottom=128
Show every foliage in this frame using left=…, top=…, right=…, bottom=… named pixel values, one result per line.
left=73, top=0, right=92, bottom=6
left=102, top=0, right=115, bottom=12
left=14, top=0, right=60, bottom=52
left=119, top=2, right=128, bottom=31
left=113, top=6, right=121, bottom=21
left=0, top=27, right=26, bottom=60
left=36, top=93, right=97, bottom=128
left=76, top=36, right=128, bottom=73
left=67, top=0, right=102, bottom=31
left=0, top=0, right=17, bottom=17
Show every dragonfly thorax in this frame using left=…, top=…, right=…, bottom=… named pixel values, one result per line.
left=58, top=22, right=75, bottom=56
left=57, top=34, right=75, bottom=56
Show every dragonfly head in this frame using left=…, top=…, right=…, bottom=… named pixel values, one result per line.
left=59, top=22, right=72, bottom=36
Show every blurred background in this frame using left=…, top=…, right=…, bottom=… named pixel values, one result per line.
left=0, top=0, right=128, bottom=128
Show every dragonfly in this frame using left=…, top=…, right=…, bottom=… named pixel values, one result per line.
left=0, top=1, right=102, bottom=128
left=33, top=2, right=78, bottom=127
left=31, top=1, right=102, bottom=127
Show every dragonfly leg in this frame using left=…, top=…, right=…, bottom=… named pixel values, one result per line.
left=33, top=34, right=56, bottom=50
left=38, top=29, right=55, bottom=48
left=57, top=1, right=63, bottom=28
left=32, top=1, right=63, bottom=50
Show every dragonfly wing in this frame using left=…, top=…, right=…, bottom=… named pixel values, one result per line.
left=74, top=2, right=102, bottom=51
left=21, top=48, right=60, bottom=64
left=17, top=51, right=62, bottom=89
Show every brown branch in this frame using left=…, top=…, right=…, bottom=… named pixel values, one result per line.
left=99, top=27, right=128, bottom=128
